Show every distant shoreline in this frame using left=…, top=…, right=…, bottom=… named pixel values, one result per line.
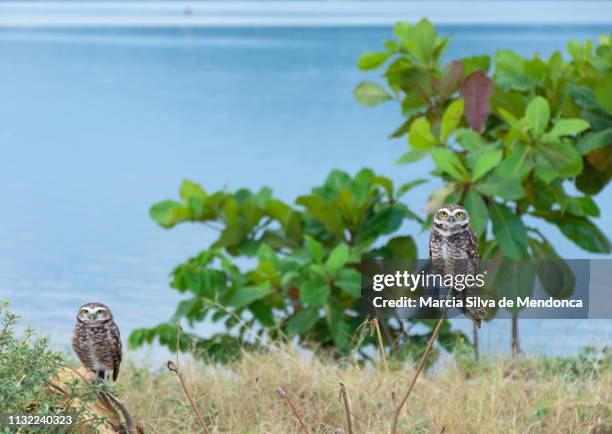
left=1, top=1, right=612, bottom=27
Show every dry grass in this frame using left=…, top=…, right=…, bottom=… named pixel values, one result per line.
left=118, top=345, right=611, bottom=434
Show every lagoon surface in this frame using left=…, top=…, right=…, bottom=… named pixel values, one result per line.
left=1, top=23, right=611, bottom=360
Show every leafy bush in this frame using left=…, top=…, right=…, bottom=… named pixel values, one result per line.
left=129, top=170, right=466, bottom=362
left=130, top=22, right=611, bottom=361
left=0, top=302, right=106, bottom=433
left=354, top=20, right=611, bottom=350
left=355, top=20, right=611, bottom=258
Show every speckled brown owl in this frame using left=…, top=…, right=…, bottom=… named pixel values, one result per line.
left=72, top=302, right=122, bottom=382
left=429, top=204, right=487, bottom=327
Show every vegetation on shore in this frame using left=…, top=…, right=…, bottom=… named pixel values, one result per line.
left=3, top=303, right=610, bottom=433
left=130, top=21, right=612, bottom=366
left=120, top=343, right=611, bottom=433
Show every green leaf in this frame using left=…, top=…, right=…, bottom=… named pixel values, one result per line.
left=476, top=175, right=524, bottom=200
left=397, top=149, right=429, bottom=164
left=150, top=200, right=190, bottom=228
left=491, top=90, right=525, bottom=121
left=128, top=328, right=147, bottom=349
left=335, top=268, right=361, bottom=298
left=253, top=187, right=273, bottom=209
left=455, top=128, right=487, bottom=151
left=250, top=301, right=275, bottom=327
left=228, top=285, right=273, bottom=308
left=185, top=269, right=227, bottom=297
left=180, top=179, right=207, bottom=202
left=326, top=243, right=349, bottom=276
left=358, top=206, right=404, bottom=242
left=496, top=143, right=533, bottom=181
left=576, top=160, right=612, bottom=195
left=529, top=238, right=575, bottom=298
left=305, top=235, right=324, bottom=262
left=569, top=84, right=600, bottom=110
left=494, top=50, right=529, bottom=91
left=548, top=119, right=590, bottom=137
left=394, top=22, right=413, bottom=40
left=440, top=99, right=464, bottom=143
left=464, top=190, right=488, bottom=235
left=353, top=82, right=391, bottom=107
left=537, top=140, right=583, bottom=177
left=372, top=175, right=394, bottom=198
left=531, top=177, right=565, bottom=211
left=488, top=202, right=528, bottom=259
left=491, top=259, right=535, bottom=314
left=327, top=302, right=350, bottom=349
left=387, top=236, right=417, bottom=259
left=286, top=307, right=319, bottom=336
left=498, top=108, right=520, bottom=128
left=472, top=149, right=502, bottom=181
left=431, top=148, right=470, bottom=181
left=357, top=51, right=391, bottom=70
left=594, top=74, right=612, bottom=114
left=495, top=50, right=524, bottom=75
left=408, top=19, right=436, bottom=63
left=300, top=281, right=331, bottom=306
left=565, top=196, right=600, bottom=217
left=525, top=96, right=550, bottom=137
left=539, top=212, right=611, bottom=253
left=577, top=127, right=612, bottom=154
left=397, top=179, right=428, bottom=198
left=462, top=55, right=491, bottom=75
left=408, top=118, right=437, bottom=149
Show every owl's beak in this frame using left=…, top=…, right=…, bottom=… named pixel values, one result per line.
left=448, top=215, right=455, bottom=222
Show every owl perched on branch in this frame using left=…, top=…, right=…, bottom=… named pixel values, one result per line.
left=72, top=302, right=122, bottom=382
left=429, top=204, right=487, bottom=327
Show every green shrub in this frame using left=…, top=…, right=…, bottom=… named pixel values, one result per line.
left=130, top=22, right=611, bottom=363
left=129, top=170, right=466, bottom=363
left=0, top=302, right=106, bottom=433
left=355, top=20, right=611, bottom=258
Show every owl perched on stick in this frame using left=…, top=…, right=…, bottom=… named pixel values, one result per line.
left=429, top=204, right=487, bottom=327
left=72, top=302, right=122, bottom=382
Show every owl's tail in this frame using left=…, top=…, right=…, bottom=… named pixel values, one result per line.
left=463, top=307, right=487, bottom=329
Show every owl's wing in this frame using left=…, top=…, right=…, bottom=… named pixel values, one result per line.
left=109, top=322, right=122, bottom=382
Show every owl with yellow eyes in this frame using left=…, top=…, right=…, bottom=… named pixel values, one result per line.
left=72, top=302, right=122, bottom=382
left=429, top=204, right=487, bottom=327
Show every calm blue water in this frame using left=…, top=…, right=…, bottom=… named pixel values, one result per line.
left=1, top=25, right=610, bottom=360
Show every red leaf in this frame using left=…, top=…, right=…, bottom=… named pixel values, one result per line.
left=434, top=61, right=465, bottom=100
left=460, top=71, right=495, bottom=132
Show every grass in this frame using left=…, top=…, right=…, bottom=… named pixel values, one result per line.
left=2, top=302, right=609, bottom=434
left=117, top=344, right=611, bottom=434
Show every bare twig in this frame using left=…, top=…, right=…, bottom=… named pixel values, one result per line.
left=339, top=382, right=354, bottom=434
left=473, top=322, right=480, bottom=361
left=276, top=387, right=311, bottom=434
left=512, top=315, right=520, bottom=357
left=167, top=360, right=211, bottom=434
left=389, top=315, right=446, bottom=434
left=371, top=319, right=389, bottom=371
left=103, top=390, right=138, bottom=434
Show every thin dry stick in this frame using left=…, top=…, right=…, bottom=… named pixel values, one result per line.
left=389, top=315, right=446, bottom=434
left=339, top=382, right=354, bottom=434
left=276, top=387, right=311, bottom=434
left=167, top=360, right=211, bottom=434
left=372, top=319, right=389, bottom=371
left=104, top=390, right=138, bottom=434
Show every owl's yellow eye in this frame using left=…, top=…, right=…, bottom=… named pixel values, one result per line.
left=81, top=309, right=88, bottom=316
left=455, top=211, right=464, bottom=219
left=439, top=211, right=448, bottom=218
